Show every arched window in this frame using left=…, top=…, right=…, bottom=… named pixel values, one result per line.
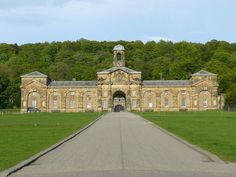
left=70, top=96, right=75, bottom=109
left=117, top=53, right=122, bottom=61
left=164, top=97, right=169, bottom=107
left=86, top=95, right=92, bottom=109
left=53, top=99, right=58, bottom=110
left=67, top=92, right=75, bottom=109
left=199, top=91, right=211, bottom=108
left=32, top=99, right=37, bottom=108
left=203, top=99, right=208, bottom=107
left=147, top=98, right=153, bottom=108
left=181, top=97, right=186, bottom=108
left=53, top=93, right=58, bottom=110
left=51, top=92, right=60, bottom=111
left=28, top=91, right=40, bottom=108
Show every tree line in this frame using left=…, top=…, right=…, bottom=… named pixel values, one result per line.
left=0, top=39, right=236, bottom=109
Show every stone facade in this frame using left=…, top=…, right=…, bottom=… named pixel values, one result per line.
left=20, top=44, right=220, bottom=112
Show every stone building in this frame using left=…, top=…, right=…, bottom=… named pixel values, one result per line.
left=20, top=44, right=219, bottom=112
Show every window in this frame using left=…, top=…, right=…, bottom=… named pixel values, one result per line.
left=78, top=96, right=83, bottom=103
left=53, top=100, right=58, bottom=110
left=86, top=95, right=92, bottom=109
left=181, top=97, right=186, bottom=108
left=87, top=102, right=92, bottom=109
left=117, top=53, right=122, bottom=60
left=132, top=100, right=137, bottom=108
left=32, top=99, right=37, bottom=108
left=194, top=100, right=198, bottom=106
left=203, top=99, right=208, bottom=107
left=173, top=96, right=177, bottom=106
left=70, top=95, right=75, bottom=109
left=164, top=98, right=169, bottom=107
left=147, top=98, right=152, bottom=108
left=70, top=100, right=75, bottom=109
left=213, top=100, right=217, bottom=106
left=103, top=100, right=108, bottom=109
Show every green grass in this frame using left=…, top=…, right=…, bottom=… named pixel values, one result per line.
left=0, top=112, right=101, bottom=171
left=0, top=109, right=20, bottom=114
left=138, top=111, right=236, bottom=162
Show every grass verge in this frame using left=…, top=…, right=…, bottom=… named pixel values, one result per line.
left=138, top=111, right=236, bottom=162
left=0, top=112, right=101, bottom=171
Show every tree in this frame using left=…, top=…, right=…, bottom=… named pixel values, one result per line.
left=225, top=84, right=236, bottom=108
left=48, top=62, right=72, bottom=80
left=0, top=39, right=235, bottom=108
left=0, top=74, right=9, bottom=108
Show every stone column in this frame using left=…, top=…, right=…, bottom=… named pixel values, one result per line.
left=126, top=87, right=131, bottom=111
left=97, top=85, right=102, bottom=112
left=62, top=92, right=66, bottom=112
left=108, top=84, right=113, bottom=112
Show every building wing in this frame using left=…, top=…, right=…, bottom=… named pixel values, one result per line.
left=143, top=80, right=191, bottom=86
left=49, top=81, right=97, bottom=87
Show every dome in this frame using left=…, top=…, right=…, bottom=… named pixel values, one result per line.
left=113, top=44, right=125, bottom=51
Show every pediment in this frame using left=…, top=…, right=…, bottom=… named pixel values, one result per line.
left=192, top=80, right=217, bottom=87
left=22, top=80, right=47, bottom=88
left=111, top=70, right=129, bottom=82
left=98, top=66, right=141, bottom=74
left=113, top=69, right=127, bottom=75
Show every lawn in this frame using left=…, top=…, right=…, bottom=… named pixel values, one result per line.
left=138, top=111, right=236, bottom=162
left=0, top=112, right=101, bottom=171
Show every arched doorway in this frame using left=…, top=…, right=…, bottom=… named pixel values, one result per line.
left=114, top=105, right=124, bottom=112
left=27, top=92, right=40, bottom=109
left=113, top=91, right=126, bottom=112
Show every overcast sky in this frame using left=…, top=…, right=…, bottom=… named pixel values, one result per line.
left=0, top=0, right=235, bottom=44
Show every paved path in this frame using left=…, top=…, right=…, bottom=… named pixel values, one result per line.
left=11, top=112, right=236, bottom=177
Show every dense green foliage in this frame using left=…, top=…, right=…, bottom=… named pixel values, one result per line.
left=138, top=111, right=236, bottom=162
left=0, top=112, right=100, bottom=171
left=0, top=39, right=236, bottom=108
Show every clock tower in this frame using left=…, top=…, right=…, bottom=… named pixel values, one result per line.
left=113, top=44, right=125, bottom=67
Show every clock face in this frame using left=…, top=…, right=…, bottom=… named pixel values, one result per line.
left=117, top=61, right=122, bottom=67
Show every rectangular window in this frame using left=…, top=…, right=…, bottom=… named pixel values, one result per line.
left=164, top=98, right=169, bottom=108
left=173, top=96, right=177, bottom=107
left=87, top=100, right=92, bottom=109
left=181, top=98, right=186, bottom=108
left=213, top=100, right=217, bottom=106
left=132, top=100, right=137, bottom=108
left=78, top=96, right=83, bottom=108
left=147, top=98, right=153, bottom=108
left=86, top=95, right=92, bottom=109
left=70, top=100, right=75, bottom=109
left=53, top=100, right=58, bottom=110
left=32, top=100, right=37, bottom=108
left=103, top=100, right=108, bottom=109
left=203, top=99, right=208, bottom=107
left=87, top=102, right=92, bottom=109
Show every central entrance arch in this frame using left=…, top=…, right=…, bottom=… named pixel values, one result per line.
left=113, top=91, right=126, bottom=112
